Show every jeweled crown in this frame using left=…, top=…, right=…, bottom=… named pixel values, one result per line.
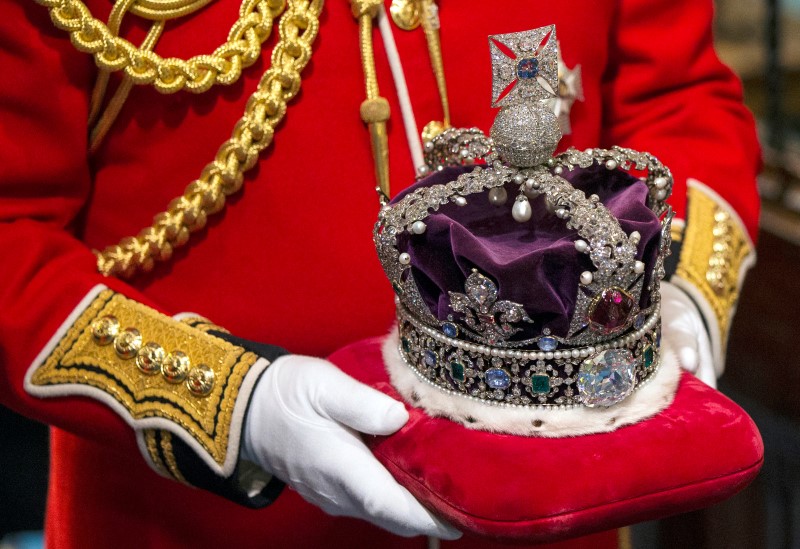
left=375, top=26, right=674, bottom=409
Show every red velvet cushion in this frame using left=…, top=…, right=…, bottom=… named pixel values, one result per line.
left=328, top=336, right=764, bottom=545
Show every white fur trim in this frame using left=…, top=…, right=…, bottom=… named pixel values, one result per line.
left=24, top=286, right=270, bottom=477
left=381, top=327, right=681, bottom=437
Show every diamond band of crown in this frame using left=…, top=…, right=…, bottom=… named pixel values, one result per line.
left=396, top=300, right=662, bottom=408
left=375, top=25, right=675, bottom=410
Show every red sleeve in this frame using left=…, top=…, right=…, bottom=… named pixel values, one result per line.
left=0, top=0, right=148, bottom=444
left=601, top=0, right=761, bottom=241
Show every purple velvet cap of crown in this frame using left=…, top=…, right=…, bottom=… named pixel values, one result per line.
left=391, top=164, right=663, bottom=340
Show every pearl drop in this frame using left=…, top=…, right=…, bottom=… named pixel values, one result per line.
left=399, top=253, right=411, bottom=265
left=634, top=261, right=645, bottom=273
left=654, top=176, right=668, bottom=189
left=574, top=239, right=588, bottom=253
left=513, top=173, right=525, bottom=184
left=605, top=159, right=618, bottom=170
left=630, top=231, right=641, bottom=244
left=454, top=196, right=467, bottom=206
left=411, top=221, right=427, bottom=234
left=580, top=271, right=593, bottom=285
left=488, top=187, right=508, bottom=206
left=512, top=196, right=532, bottom=222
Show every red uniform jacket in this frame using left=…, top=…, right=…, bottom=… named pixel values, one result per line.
left=0, top=0, right=759, bottom=547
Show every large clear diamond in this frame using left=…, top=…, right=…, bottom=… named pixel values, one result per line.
left=465, top=271, right=498, bottom=305
left=577, top=349, right=636, bottom=407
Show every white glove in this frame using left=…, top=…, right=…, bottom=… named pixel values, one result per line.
left=660, top=281, right=717, bottom=387
left=241, top=354, right=462, bottom=539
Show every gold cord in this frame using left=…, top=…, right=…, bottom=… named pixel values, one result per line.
left=95, top=0, right=323, bottom=277
left=418, top=0, right=450, bottom=141
left=352, top=0, right=391, bottom=203
left=37, top=0, right=285, bottom=94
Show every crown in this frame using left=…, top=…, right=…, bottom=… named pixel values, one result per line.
left=374, top=26, right=674, bottom=410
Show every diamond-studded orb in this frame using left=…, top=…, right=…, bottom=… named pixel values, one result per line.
left=588, top=287, right=635, bottom=334
left=490, top=103, right=561, bottom=167
left=577, top=349, right=637, bottom=407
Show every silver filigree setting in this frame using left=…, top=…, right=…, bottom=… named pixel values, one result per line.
left=447, top=269, right=533, bottom=345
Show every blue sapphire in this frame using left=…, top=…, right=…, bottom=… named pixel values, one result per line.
left=517, top=57, right=539, bottom=80
left=537, top=336, right=558, bottom=352
left=442, top=322, right=458, bottom=338
left=634, top=313, right=646, bottom=330
left=424, top=350, right=437, bottom=367
left=485, top=368, right=511, bottom=390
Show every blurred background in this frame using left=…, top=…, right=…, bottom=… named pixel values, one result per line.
left=1, top=1, right=799, bottom=548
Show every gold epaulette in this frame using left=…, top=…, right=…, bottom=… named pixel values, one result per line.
left=26, top=287, right=269, bottom=477
left=672, top=180, right=756, bottom=362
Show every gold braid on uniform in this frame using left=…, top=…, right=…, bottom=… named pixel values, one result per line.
left=88, top=0, right=322, bottom=277
left=674, top=182, right=755, bottom=351
left=28, top=289, right=264, bottom=471
left=37, top=0, right=284, bottom=94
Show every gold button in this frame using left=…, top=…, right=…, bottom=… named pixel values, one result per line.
left=136, top=342, right=165, bottom=375
left=162, top=351, right=190, bottom=383
left=114, top=328, right=142, bottom=359
left=186, top=364, right=215, bottom=397
left=91, top=315, right=120, bottom=345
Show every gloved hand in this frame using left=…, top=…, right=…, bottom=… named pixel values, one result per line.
left=241, top=354, right=462, bottom=539
left=660, top=281, right=717, bottom=387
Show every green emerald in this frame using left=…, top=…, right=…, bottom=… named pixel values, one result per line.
left=392, top=282, right=404, bottom=296
left=644, top=345, right=655, bottom=369
left=531, top=375, right=550, bottom=394
left=450, top=361, right=465, bottom=382
left=401, top=337, right=411, bottom=353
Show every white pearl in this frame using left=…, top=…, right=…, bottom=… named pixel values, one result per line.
left=580, top=271, right=593, bottom=285
left=634, top=261, right=645, bottom=273
left=655, top=189, right=667, bottom=200
left=630, top=231, right=641, bottom=244
left=512, top=196, right=532, bottom=222
left=424, top=141, right=434, bottom=152
left=488, top=187, right=508, bottom=206
left=554, top=351, right=563, bottom=359
left=554, top=166, right=563, bottom=175
left=460, top=149, right=469, bottom=158
left=411, top=221, right=427, bottom=234
left=417, top=165, right=430, bottom=176
left=399, top=253, right=411, bottom=265
left=574, top=239, right=588, bottom=253
left=513, top=173, right=525, bottom=184
left=545, top=352, right=554, bottom=360
left=555, top=208, right=567, bottom=219
left=571, top=349, right=580, bottom=358
left=454, top=196, right=467, bottom=206
left=605, top=159, right=618, bottom=170
left=654, top=176, right=668, bottom=189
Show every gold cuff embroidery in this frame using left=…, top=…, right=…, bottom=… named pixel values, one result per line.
left=30, top=290, right=259, bottom=467
left=675, top=183, right=755, bottom=344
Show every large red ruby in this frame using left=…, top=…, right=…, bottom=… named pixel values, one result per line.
left=588, top=288, right=634, bottom=334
